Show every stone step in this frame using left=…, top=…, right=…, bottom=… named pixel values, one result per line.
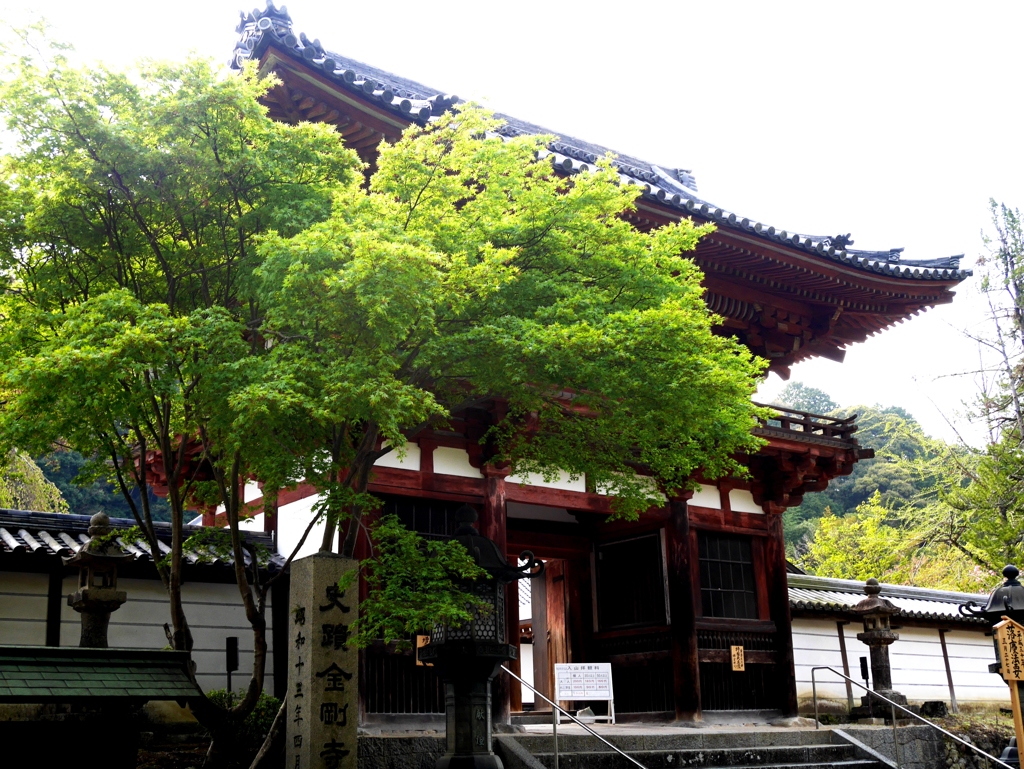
left=524, top=744, right=871, bottom=769
left=529, top=757, right=879, bottom=769
left=510, top=728, right=838, bottom=755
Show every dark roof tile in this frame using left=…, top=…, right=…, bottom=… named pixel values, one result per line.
left=230, top=2, right=970, bottom=284
left=0, top=509, right=284, bottom=572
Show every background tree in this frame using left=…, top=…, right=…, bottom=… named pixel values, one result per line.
left=0, top=450, right=67, bottom=512
left=792, top=201, right=1024, bottom=589
left=799, top=492, right=990, bottom=592
left=0, top=31, right=357, bottom=753
left=0, top=34, right=769, bottom=759
left=37, top=449, right=171, bottom=520
left=247, top=105, right=769, bottom=560
left=777, top=385, right=947, bottom=549
left=774, top=381, right=837, bottom=414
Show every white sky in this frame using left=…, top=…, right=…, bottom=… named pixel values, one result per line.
left=5, top=0, right=1024, bottom=445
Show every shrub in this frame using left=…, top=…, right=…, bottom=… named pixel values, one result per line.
left=205, top=690, right=281, bottom=768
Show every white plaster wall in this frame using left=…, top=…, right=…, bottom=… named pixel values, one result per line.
left=211, top=481, right=264, bottom=517
left=690, top=484, right=722, bottom=509
left=520, top=643, right=534, bottom=704
left=374, top=441, right=421, bottom=470
left=792, top=618, right=1009, bottom=707
left=59, top=576, right=275, bottom=694
left=792, top=618, right=852, bottom=703
left=277, top=495, right=326, bottom=561
left=729, top=489, right=763, bottom=514
left=432, top=447, right=483, bottom=478
left=889, top=626, right=1007, bottom=705
left=595, top=473, right=667, bottom=504
left=235, top=513, right=264, bottom=531
left=508, top=469, right=586, bottom=493
left=244, top=481, right=261, bottom=503
left=0, top=571, right=48, bottom=645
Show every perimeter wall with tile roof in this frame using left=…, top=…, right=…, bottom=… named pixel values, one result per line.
left=0, top=571, right=276, bottom=694
left=793, top=618, right=1009, bottom=710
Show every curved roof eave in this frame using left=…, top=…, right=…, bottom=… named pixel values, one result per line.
left=231, top=1, right=971, bottom=285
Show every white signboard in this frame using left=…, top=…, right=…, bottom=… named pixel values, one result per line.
left=554, top=663, right=615, bottom=723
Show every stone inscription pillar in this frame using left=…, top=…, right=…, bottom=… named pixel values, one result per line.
left=287, top=553, right=359, bottom=769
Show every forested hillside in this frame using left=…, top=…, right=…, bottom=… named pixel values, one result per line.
left=774, top=382, right=993, bottom=591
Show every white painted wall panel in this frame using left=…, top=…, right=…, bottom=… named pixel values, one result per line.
left=520, top=643, right=534, bottom=704
left=244, top=481, right=262, bottom=503
left=508, top=469, right=586, bottom=493
left=792, top=619, right=850, bottom=701
left=792, top=618, right=1008, bottom=707
left=277, top=495, right=326, bottom=561
left=690, top=484, right=721, bottom=509
left=0, top=572, right=47, bottom=646
left=729, top=489, right=763, bottom=514
left=374, top=441, right=421, bottom=470
left=432, top=447, right=483, bottom=478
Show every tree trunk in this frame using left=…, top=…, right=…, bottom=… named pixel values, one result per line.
left=248, top=697, right=287, bottom=769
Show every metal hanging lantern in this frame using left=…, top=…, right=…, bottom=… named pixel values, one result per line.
left=420, top=505, right=544, bottom=769
left=960, top=565, right=1024, bottom=628
left=960, top=565, right=1024, bottom=768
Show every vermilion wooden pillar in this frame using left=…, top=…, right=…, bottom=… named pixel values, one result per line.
left=481, top=465, right=512, bottom=725
left=765, top=504, right=798, bottom=716
left=666, top=496, right=702, bottom=722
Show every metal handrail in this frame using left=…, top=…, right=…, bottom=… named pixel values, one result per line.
left=500, top=665, right=647, bottom=769
left=811, top=666, right=1013, bottom=769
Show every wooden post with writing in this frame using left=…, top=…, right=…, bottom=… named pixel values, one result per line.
left=994, top=616, right=1024, bottom=758
left=287, top=553, right=359, bottom=769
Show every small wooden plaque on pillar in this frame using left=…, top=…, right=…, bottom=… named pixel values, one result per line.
left=730, top=646, right=745, bottom=672
left=287, top=553, right=359, bottom=769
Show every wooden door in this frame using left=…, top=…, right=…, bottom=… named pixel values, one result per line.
left=545, top=559, right=570, bottom=708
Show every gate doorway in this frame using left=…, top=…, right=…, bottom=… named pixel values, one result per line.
left=522, top=557, right=572, bottom=712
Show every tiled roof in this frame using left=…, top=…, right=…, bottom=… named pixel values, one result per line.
left=788, top=573, right=988, bottom=626
left=0, top=647, right=201, bottom=701
left=230, top=2, right=971, bottom=284
left=0, top=509, right=284, bottom=571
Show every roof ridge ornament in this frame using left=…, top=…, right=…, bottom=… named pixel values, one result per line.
left=222, top=6, right=969, bottom=282
left=651, top=165, right=699, bottom=196
left=231, top=1, right=294, bottom=69
left=822, top=233, right=854, bottom=251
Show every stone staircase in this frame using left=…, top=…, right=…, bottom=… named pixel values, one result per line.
left=495, top=728, right=888, bottom=769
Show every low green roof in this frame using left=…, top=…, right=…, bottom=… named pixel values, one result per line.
left=0, top=647, right=202, bottom=702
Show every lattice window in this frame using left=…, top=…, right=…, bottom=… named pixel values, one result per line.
left=379, top=494, right=465, bottom=540
left=697, top=532, right=758, bottom=619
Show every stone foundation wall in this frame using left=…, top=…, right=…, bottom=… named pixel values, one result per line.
left=839, top=725, right=944, bottom=769
left=358, top=735, right=446, bottom=769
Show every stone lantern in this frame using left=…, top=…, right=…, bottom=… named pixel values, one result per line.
left=852, top=577, right=907, bottom=716
left=419, top=506, right=543, bottom=769
left=65, top=512, right=134, bottom=647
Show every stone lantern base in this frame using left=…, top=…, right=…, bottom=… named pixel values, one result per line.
left=419, top=641, right=517, bottom=769
left=850, top=689, right=918, bottom=720
left=68, top=587, right=128, bottom=648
